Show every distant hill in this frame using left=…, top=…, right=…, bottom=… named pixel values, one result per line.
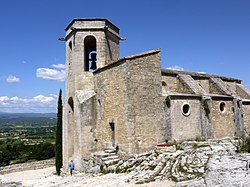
left=0, top=113, right=56, bottom=127
left=0, top=113, right=56, bottom=119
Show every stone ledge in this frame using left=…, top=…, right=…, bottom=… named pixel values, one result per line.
left=0, top=159, right=55, bottom=175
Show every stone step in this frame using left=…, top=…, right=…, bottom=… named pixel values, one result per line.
left=93, top=152, right=116, bottom=158
left=103, top=158, right=120, bottom=165
left=104, top=147, right=116, bottom=154
left=101, top=155, right=119, bottom=161
left=155, top=145, right=176, bottom=153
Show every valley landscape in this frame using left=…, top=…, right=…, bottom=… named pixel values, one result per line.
left=0, top=113, right=56, bottom=166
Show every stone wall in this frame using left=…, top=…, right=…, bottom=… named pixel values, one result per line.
left=170, top=97, right=202, bottom=141
left=209, top=79, right=228, bottom=95
left=125, top=51, right=166, bottom=153
left=74, top=91, right=97, bottom=170
left=178, top=74, right=206, bottom=95
left=65, top=19, right=120, bottom=70
left=195, top=78, right=210, bottom=93
left=104, top=31, right=120, bottom=65
left=160, top=71, right=246, bottom=141
left=211, top=99, right=235, bottom=138
left=63, top=19, right=121, bottom=171
left=200, top=96, right=213, bottom=139
left=162, top=75, right=178, bottom=93
left=177, top=77, right=194, bottom=94
left=226, top=81, right=237, bottom=93
left=243, top=103, right=250, bottom=133
left=233, top=98, right=244, bottom=137
left=236, top=84, right=250, bottom=99
left=93, top=49, right=166, bottom=154
left=62, top=18, right=250, bottom=173
left=94, top=61, right=129, bottom=152
left=163, top=100, right=172, bottom=141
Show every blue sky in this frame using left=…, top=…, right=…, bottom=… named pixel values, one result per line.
left=0, top=0, right=250, bottom=113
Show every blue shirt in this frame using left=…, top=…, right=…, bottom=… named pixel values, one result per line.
left=69, top=162, right=75, bottom=170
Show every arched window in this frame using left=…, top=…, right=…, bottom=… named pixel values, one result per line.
left=84, top=36, right=97, bottom=71
left=68, top=97, right=74, bottom=112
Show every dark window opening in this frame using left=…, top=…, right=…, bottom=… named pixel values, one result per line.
left=162, top=81, right=167, bottom=86
left=237, top=101, right=241, bottom=108
left=98, top=99, right=101, bottom=106
left=69, top=41, right=72, bottom=50
left=84, top=36, right=97, bottom=71
left=219, top=102, right=226, bottom=113
left=110, top=122, right=115, bottom=131
left=109, top=122, right=115, bottom=147
left=68, top=97, right=74, bottom=112
left=182, top=104, right=190, bottom=116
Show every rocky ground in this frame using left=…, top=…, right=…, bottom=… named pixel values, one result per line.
left=1, top=139, right=250, bottom=187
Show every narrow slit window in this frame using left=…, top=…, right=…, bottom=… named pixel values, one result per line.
left=68, top=97, right=74, bottom=112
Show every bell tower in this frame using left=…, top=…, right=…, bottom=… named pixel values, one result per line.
left=62, top=18, right=121, bottom=170
left=64, top=18, right=121, bottom=107
left=65, top=18, right=120, bottom=73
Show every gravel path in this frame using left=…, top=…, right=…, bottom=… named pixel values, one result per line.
left=2, top=167, right=175, bottom=187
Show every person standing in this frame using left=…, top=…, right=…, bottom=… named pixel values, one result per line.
left=69, top=160, right=75, bottom=176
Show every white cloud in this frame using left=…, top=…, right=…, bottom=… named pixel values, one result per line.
left=197, top=72, right=207, bottom=74
left=6, top=75, right=21, bottom=83
left=52, top=64, right=65, bottom=69
left=166, top=66, right=185, bottom=71
left=10, top=96, right=29, bottom=104
left=36, top=68, right=65, bottom=82
left=33, top=95, right=56, bottom=105
left=36, top=64, right=66, bottom=82
left=22, top=60, right=27, bottom=64
left=10, top=96, right=19, bottom=103
left=0, top=96, right=9, bottom=102
left=0, top=96, right=9, bottom=106
left=0, top=94, right=58, bottom=113
left=49, top=94, right=58, bottom=98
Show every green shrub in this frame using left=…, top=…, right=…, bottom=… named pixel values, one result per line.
left=194, top=135, right=206, bottom=142
left=202, top=99, right=210, bottom=117
left=238, top=136, right=250, bottom=153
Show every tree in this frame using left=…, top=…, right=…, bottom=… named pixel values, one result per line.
left=55, top=89, right=63, bottom=175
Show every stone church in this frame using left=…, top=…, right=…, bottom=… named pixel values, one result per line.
left=62, top=18, right=250, bottom=171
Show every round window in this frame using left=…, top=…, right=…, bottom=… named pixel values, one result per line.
left=219, top=102, right=226, bottom=113
left=182, top=103, right=191, bottom=116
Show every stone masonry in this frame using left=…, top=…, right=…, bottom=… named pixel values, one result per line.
left=62, top=18, right=250, bottom=172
